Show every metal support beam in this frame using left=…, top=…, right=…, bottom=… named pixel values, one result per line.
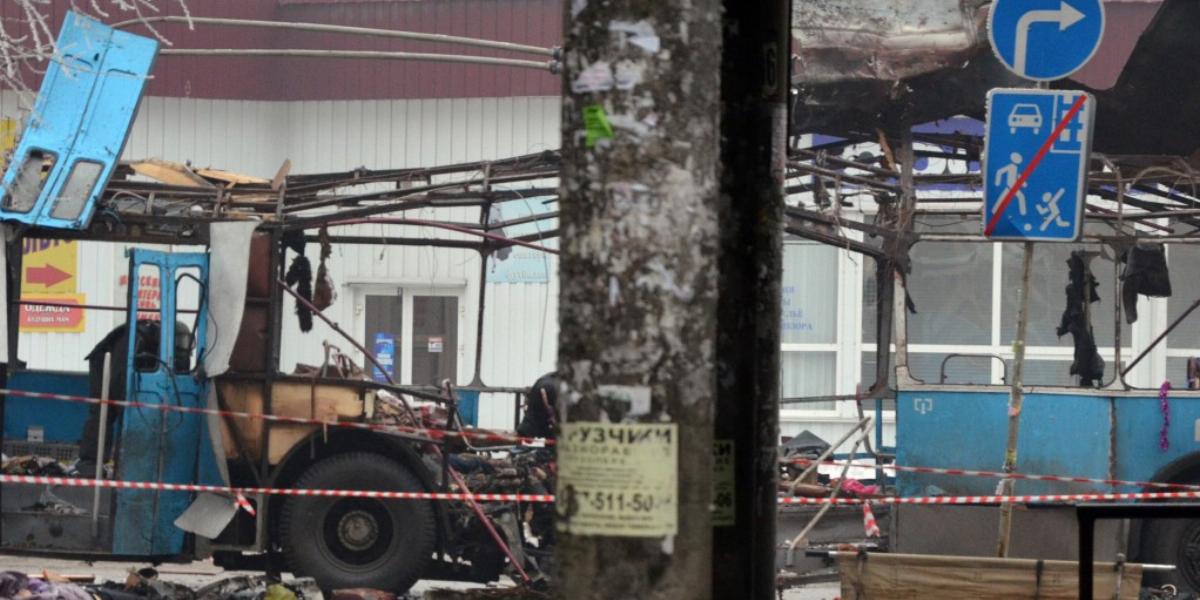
left=161, top=48, right=556, bottom=73
left=997, top=242, right=1035, bottom=557
left=712, top=0, right=789, bottom=597
left=1077, top=503, right=1195, bottom=599
left=115, top=15, right=557, bottom=57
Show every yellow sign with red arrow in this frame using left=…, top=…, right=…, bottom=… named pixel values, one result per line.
left=20, top=238, right=84, bottom=332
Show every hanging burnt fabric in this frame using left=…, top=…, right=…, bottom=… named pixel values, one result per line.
left=1057, top=251, right=1104, bottom=387
left=282, top=230, right=313, bottom=332
left=1120, top=244, right=1171, bottom=324
left=313, top=227, right=336, bottom=311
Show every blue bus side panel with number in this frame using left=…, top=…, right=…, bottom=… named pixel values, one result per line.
left=896, top=389, right=1199, bottom=496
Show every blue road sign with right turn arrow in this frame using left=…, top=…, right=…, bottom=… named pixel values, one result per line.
left=988, top=0, right=1104, bottom=81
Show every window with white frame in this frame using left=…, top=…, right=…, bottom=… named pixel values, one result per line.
left=859, top=214, right=1133, bottom=389
left=997, top=240, right=1129, bottom=386
left=1166, top=243, right=1200, bottom=388
left=356, top=285, right=464, bottom=386
left=780, top=240, right=840, bottom=411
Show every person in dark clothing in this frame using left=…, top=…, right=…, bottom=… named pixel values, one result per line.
left=76, top=320, right=193, bottom=476
left=517, top=373, right=558, bottom=440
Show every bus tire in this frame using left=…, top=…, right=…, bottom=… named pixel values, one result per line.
left=1139, top=516, right=1200, bottom=593
left=279, top=452, right=435, bottom=593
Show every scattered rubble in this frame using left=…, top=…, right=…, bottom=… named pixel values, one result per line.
left=420, top=588, right=550, bottom=600
left=0, top=570, right=324, bottom=600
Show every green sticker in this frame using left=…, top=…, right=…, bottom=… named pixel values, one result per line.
left=583, top=104, right=614, bottom=147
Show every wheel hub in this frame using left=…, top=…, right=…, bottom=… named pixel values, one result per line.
left=336, top=509, right=379, bottom=551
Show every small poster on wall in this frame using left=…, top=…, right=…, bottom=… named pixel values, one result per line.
left=373, top=333, right=395, bottom=383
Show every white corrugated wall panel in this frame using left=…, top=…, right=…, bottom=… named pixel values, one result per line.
left=272, top=97, right=561, bottom=432
left=4, top=93, right=561, bottom=434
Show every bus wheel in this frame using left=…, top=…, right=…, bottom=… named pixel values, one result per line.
left=1140, top=516, right=1200, bottom=593
left=280, top=452, right=435, bottom=593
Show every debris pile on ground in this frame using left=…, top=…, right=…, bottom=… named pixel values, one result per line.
left=1, top=455, right=71, bottom=476
left=329, top=590, right=395, bottom=600
left=189, top=574, right=322, bottom=600
left=1, top=454, right=113, bottom=479
left=0, top=570, right=323, bottom=600
left=1, top=571, right=93, bottom=600
left=420, top=588, right=551, bottom=600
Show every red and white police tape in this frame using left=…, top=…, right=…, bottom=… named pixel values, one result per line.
left=790, top=457, right=1200, bottom=491
left=0, top=474, right=556, bottom=503
left=233, top=494, right=256, bottom=516
left=0, top=387, right=551, bottom=448
left=7, top=474, right=1200, bottom=508
left=779, top=489, right=1200, bottom=505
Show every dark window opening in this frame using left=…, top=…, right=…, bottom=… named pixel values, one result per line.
left=50, top=160, right=103, bottom=220
left=3, top=150, right=57, bottom=213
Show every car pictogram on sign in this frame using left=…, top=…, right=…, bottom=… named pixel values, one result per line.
left=1008, top=103, right=1043, bottom=135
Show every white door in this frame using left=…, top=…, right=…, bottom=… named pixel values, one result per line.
left=353, top=285, right=462, bottom=386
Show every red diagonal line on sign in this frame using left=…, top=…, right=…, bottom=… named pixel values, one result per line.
left=984, top=94, right=1088, bottom=237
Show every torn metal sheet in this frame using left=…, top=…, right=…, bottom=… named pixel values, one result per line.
left=195, top=168, right=272, bottom=186
left=129, top=159, right=215, bottom=189
left=204, top=221, right=259, bottom=376
left=791, top=0, right=986, bottom=84
left=789, top=0, right=1176, bottom=156
left=174, top=491, right=238, bottom=539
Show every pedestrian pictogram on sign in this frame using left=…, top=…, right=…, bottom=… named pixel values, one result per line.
left=988, top=0, right=1104, bottom=81
left=983, top=88, right=1095, bottom=242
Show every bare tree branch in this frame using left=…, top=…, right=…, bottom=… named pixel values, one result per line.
left=0, top=0, right=188, bottom=100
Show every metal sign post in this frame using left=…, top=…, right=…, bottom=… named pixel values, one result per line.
left=985, top=0, right=1104, bottom=558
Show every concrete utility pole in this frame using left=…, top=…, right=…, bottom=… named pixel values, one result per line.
left=555, top=0, right=721, bottom=598
left=712, top=0, right=789, bottom=598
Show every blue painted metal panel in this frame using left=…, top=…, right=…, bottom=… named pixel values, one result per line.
left=457, top=390, right=480, bottom=427
left=1115, top=397, right=1200, bottom=488
left=896, top=390, right=1111, bottom=496
left=2, top=371, right=89, bottom=442
left=113, top=249, right=209, bottom=556
left=0, top=12, right=157, bottom=229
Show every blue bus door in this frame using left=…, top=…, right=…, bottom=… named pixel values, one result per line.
left=0, top=13, right=157, bottom=230
left=112, top=249, right=209, bottom=556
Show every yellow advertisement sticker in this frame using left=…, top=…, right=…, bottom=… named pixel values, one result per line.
left=21, top=238, right=77, bottom=294
left=556, top=422, right=678, bottom=537
left=20, top=294, right=86, bottom=333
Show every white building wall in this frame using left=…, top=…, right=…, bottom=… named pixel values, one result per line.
left=8, top=94, right=561, bottom=430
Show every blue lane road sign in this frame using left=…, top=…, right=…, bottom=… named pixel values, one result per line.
left=983, top=88, right=1095, bottom=242
left=989, top=0, right=1104, bottom=81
